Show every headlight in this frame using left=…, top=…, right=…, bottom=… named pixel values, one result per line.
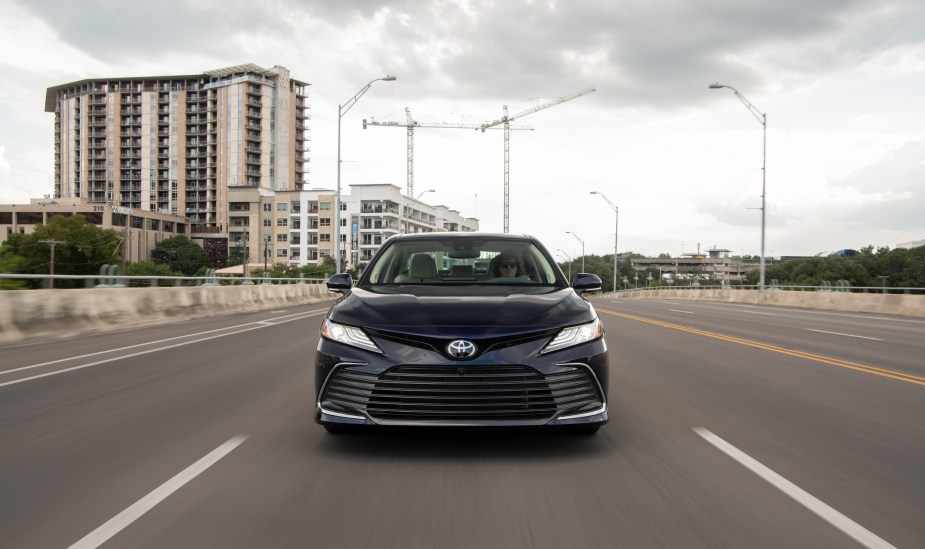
left=321, top=319, right=383, bottom=354
left=540, top=317, right=603, bottom=354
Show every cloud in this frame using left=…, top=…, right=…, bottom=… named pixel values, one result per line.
left=15, top=0, right=925, bottom=108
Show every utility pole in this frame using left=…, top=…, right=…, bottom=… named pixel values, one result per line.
left=263, top=235, right=270, bottom=275
left=38, top=239, right=66, bottom=289
left=243, top=229, right=250, bottom=277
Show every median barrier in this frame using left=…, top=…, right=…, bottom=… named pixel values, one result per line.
left=613, top=288, right=925, bottom=318
left=0, top=283, right=333, bottom=344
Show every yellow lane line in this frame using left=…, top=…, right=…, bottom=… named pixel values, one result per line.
left=597, top=308, right=925, bottom=388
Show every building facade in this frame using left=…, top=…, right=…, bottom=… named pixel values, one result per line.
left=224, top=183, right=479, bottom=270
left=1, top=198, right=191, bottom=264
left=45, top=64, right=309, bottom=266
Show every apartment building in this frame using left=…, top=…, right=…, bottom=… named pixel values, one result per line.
left=45, top=64, right=309, bottom=266
left=230, top=183, right=479, bottom=269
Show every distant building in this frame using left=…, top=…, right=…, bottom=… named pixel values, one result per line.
left=226, top=183, right=478, bottom=269
left=1, top=198, right=190, bottom=263
left=896, top=239, right=925, bottom=249
left=629, top=246, right=754, bottom=284
left=45, top=63, right=310, bottom=265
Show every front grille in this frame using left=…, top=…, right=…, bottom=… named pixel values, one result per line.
left=321, top=365, right=602, bottom=422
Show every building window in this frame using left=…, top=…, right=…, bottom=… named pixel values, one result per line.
left=319, top=218, right=331, bottom=227
left=263, top=203, right=271, bottom=212
left=319, top=234, right=331, bottom=243
left=276, top=248, right=288, bottom=257
left=263, top=219, right=271, bottom=227
left=277, top=203, right=287, bottom=211
left=319, top=201, right=331, bottom=211
left=276, top=234, right=288, bottom=242
left=276, top=218, right=288, bottom=227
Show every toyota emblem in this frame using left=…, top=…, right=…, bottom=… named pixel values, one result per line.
left=446, top=340, right=477, bottom=359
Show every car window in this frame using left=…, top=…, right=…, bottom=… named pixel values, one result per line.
left=362, top=237, right=560, bottom=286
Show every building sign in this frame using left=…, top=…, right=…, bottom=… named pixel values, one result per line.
left=112, top=206, right=134, bottom=216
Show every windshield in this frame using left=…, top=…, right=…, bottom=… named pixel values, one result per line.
left=360, top=236, right=563, bottom=287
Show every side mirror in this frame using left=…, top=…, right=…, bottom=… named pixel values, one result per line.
left=571, top=273, right=602, bottom=296
left=326, top=273, right=353, bottom=293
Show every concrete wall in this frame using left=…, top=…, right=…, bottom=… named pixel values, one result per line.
left=615, top=288, right=925, bottom=318
left=0, top=284, right=333, bottom=344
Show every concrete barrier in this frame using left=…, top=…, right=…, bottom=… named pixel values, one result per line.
left=0, top=284, right=335, bottom=344
left=614, top=288, right=925, bottom=318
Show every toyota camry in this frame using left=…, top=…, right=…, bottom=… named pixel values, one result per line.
left=315, top=233, right=608, bottom=433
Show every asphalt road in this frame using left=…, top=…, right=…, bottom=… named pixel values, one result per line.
left=1, top=297, right=923, bottom=548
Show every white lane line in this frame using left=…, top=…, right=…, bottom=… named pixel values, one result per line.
left=743, top=310, right=777, bottom=316
left=669, top=309, right=695, bottom=314
left=806, top=329, right=883, bottom=341
left=0, top=311, right=326, bottom=388
left=0, top=309, right=328, bottom=377
left=69, top=435, right=248, bottom=549
left=694, top=428, right=896, bottom=549
left=663, top=301, right=680, bottom=305
left=610, top=300, right=624, bottom=304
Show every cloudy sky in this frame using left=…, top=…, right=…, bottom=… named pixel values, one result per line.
left=1, top=0, right=923, bottom=258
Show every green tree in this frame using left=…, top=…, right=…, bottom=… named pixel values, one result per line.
left=152, top=235, right=211, bottom=276
left=125, top=261, right=179, bottom=286
left=0, top=214, right=122, bottom=288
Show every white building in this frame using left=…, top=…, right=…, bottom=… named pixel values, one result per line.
left=231, top=183, right=478, bottom=269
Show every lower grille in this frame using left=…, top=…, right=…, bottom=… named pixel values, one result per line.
left=321, top=365, right=602, bottom=422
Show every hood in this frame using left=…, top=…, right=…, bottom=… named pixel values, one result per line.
left=329, top=287, right=594, bottom=338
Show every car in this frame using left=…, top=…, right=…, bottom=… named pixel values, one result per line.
left=314, top=233, right=608, bottom=433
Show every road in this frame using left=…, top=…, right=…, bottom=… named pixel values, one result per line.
left=1, top=297, right=923, bottom=548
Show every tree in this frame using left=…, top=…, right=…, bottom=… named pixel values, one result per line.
left=152, top=235, right=211, bottom=276
left=0, top=214, right=122, bottom=288
left=125, top=261, right=179, bottom=286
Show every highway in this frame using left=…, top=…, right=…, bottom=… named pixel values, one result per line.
left=1, top=297, right=923, bottom=548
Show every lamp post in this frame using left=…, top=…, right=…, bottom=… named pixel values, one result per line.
left=557, top=248, right=572, bottom=280
left=403, top=189, right=435, bottom=234
left=590, top=191, right=618, bottom=294
left=709, top=82, right=767, bottom=291
left=565, top=231, right=585, bottom=272
left=335, top=75, right=397, bottom=274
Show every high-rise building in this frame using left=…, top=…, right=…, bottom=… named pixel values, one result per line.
left=45, top=64, right=310, bottom=266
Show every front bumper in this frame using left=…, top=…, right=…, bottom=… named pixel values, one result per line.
left=314, top=335, right=608, bottom=428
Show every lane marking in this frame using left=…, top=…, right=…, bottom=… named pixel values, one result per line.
left=69, top=435, right=248, bottom=549
left=807, top=329, right=883, bottom=341
left=597, top=308, right=925, bottom=388
left=1, top=309, right=328, bottom=377
left=694, top=428, right=896, bottom=549
left=743, top=311, right=777, bottom=316
left=663, top=301, right=680, bottom=305
left=0, top=311, right=327, bottom=388
left=670, top=309, right=695, bottom=314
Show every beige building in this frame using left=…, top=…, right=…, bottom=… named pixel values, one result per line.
left=224, top=183, right=479, bottom=269
left=45, top=64, right=309, bottom=266
left=1, top=198, right=190, bottom=263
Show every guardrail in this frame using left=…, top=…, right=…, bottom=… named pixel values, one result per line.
left=607, top=286, right=925, bottom=318
left=0, top=272, right=327, bottom=289
left=616, top=283, right=925, bottom=295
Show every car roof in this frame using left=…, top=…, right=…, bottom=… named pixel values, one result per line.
left=390, top=232, right=537, bottom=241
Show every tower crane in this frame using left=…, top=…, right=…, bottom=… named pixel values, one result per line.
left=364, top=107, right=532, bottom=198
left=480, top=87, right=596, bottom=233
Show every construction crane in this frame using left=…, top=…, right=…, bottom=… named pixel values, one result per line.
left=480, top=87, right=596, bottom=233
left=364, top=108, right=532, bottom=198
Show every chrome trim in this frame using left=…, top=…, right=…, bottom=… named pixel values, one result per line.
left=318, top=406, right=368, bottom=421
left=557, top=404, right=607, bottom=421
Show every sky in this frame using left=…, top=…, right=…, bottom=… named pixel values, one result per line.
left=1, top=0, right=923, bottom=259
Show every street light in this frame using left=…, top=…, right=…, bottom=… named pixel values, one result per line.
left=556, top=248, right=572, bottom=280
left=335, top=74, right=397, bottom=274
left=590, top=191, right=618, bottom=294
left=709, top=82, right=767, bottom=291
left=565, top=231, right=585, bottom=272
left=403, top=189, right=435, bottom=233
